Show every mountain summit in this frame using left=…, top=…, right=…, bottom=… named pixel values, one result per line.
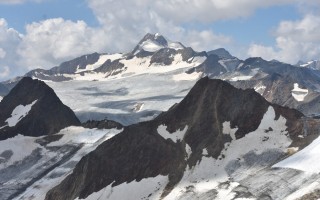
left=131, top=33, right=186, bottom=55
left=0, top=77, right=80, bottom=140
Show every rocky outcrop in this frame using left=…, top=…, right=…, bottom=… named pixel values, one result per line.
left=45, top=77, right=303, bottom=200
left=207, top=48, right=234, bottom=59
left=25, top=53, right=101, bottom=81
left=82, top=119, right=123, bottom=130
left=0, top=77, right=80, bottom=140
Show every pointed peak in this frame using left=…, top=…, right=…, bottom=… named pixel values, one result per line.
left=207, top=48, right=234, bottom=59
left=140, top=33, right=168, bottom=46
left=131, top=33, right=185, bottom=55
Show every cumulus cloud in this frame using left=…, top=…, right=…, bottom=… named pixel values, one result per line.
left=1, top=0, right=320, bottom=81
left=0, top=48, right=6, bottom=58
left=0, top=66, right=10, bottom=78
left=17, top=18, right=109, bottom=69
left=0, top=18, right=23, bottom=79
left=248, top=14, right=320, bottom=64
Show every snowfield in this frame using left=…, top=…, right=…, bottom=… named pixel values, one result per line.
left=291, top=83, right=308, bottom=102
left=273, top=134, right=320, bottom=173
left=69, top=106, right=316, bottom=200
left=157, top=125, right=188, bottom=143
left=5, top=100, right=37, bottom=127
left=46, top=55, right=205, bottom=125
left=0, top=126, right=122, bottom=200
left=75, top=54, right=123, bottom=73
left=77, top=175, right=169, bottom=200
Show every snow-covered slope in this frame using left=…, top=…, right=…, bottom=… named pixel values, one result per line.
left=0, top=77, right=80, bottom=140
left=45, top=78, right=311, bottom=200
left=0, top=126, right=122, bottom=200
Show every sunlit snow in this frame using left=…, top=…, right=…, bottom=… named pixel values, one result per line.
left=12, top=126, right=122, bottom=200
left=165, top=106, right=290, bottom=199
left=5, top=100, right=37, bottom=127
left=75, top=54, right=123, bottom=73
left=76, top=175, right=168, bottom=200
left=291, top=83, right=308, bottom=102
left=157, top=124, right=188, bottom=143
left=273, top=134, right=320, bottom=173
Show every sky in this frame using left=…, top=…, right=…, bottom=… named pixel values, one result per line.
left=0, top=0, right=320, bottom=81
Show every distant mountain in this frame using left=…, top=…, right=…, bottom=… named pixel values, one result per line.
left=130, top=33, right=186, bottom=56
left=223, top=57, right=320, bottom=116
left=207, top=48, right=234, bottom=59
left=0, top=82, right=9, bottom=97
left=1, top=33, right=320, bottom=121
left=45, top=77, right=305, bottom=200
left=0, top=77, right=80, bottom=140
left=297, top=60, right=320, bottom=70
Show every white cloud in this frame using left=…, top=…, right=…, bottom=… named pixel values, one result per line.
left=153, top=0, right=292, bottom=23
left=0, top=18, right=23, bottom=79
left=0, top=48, right=6, bottom=58
left=1, top=0, right=320, bottom=81
left=17, top=18, right=109, bottom=69
left=0, top=66, right=10, bottom=78
left=248, top=14, right=320, bottom=63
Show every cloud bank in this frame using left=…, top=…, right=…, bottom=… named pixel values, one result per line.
left=0, top=0, right=320, bottom=80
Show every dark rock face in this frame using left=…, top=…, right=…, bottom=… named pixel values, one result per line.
left=150, top=48, right=176, bottom=65
left=25, top=53, right=101, bottom=81
left=228, top=57, right=320, bottom=115
left=187, top=54, right=226, bottom=76
left=0, top=83, right=9, bottom=96
left=131, top=33, right=169, bottom=55
left=45, top=78, right=302, bottom=200
left=94, top=59, right=125, bottom=76
left=82, top=119, right=123, bottom=130
left=0, top=77, right=80, bottom=140
left=207, top=48, right=234, bottom=59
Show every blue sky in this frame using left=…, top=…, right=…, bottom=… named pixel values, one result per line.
left=0, top=0, right=320, bottom=80
left=0, top=0, right=98, bottom=32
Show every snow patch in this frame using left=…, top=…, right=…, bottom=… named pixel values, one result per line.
left=219, top=60, right=228, bottom=71
left=0, top=134, right=41, bottom=170
left=76, top=175, right=168, bottom=200
left=223, top=121, right=238, bottom=140
left=254, top=85, right=266, bottom=94
left=273, top=134, right=320, bottom=173
left=186, top=144, right=192, bottom=159
left=0, top=96, right=2, bottom=102
left=132, top=103, right=144, bottom=112
left=5, top=100, right=37, bottom=127
left=76, top=54, right=123, bottom=73
left=157, top=125, right=188, bottom=143
left=229, top=76, right=253, bottom=81
left=292, top=83, right=308, bottom=102
left=140, top=39, right=163, bottom=52
left=165, top=106, right=290, bottom=199
left=168, top=42, right=184, bottom=50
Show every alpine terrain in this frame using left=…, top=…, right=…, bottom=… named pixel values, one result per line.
left=1, top=33, right=320, bottom=200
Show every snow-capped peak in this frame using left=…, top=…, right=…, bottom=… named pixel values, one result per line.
left=132, top=33, right=185, bottom=54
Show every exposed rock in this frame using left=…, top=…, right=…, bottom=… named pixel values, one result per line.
left=82, top=119, right=124, bottom=130
left=0, top=77, right=80, bottom=140
left=45, top=77, right=303, bottom=200
left=207, top=48, right=234, bottom=59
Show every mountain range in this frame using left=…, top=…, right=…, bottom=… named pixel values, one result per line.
left=1, top=33, right=320, bottom=200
